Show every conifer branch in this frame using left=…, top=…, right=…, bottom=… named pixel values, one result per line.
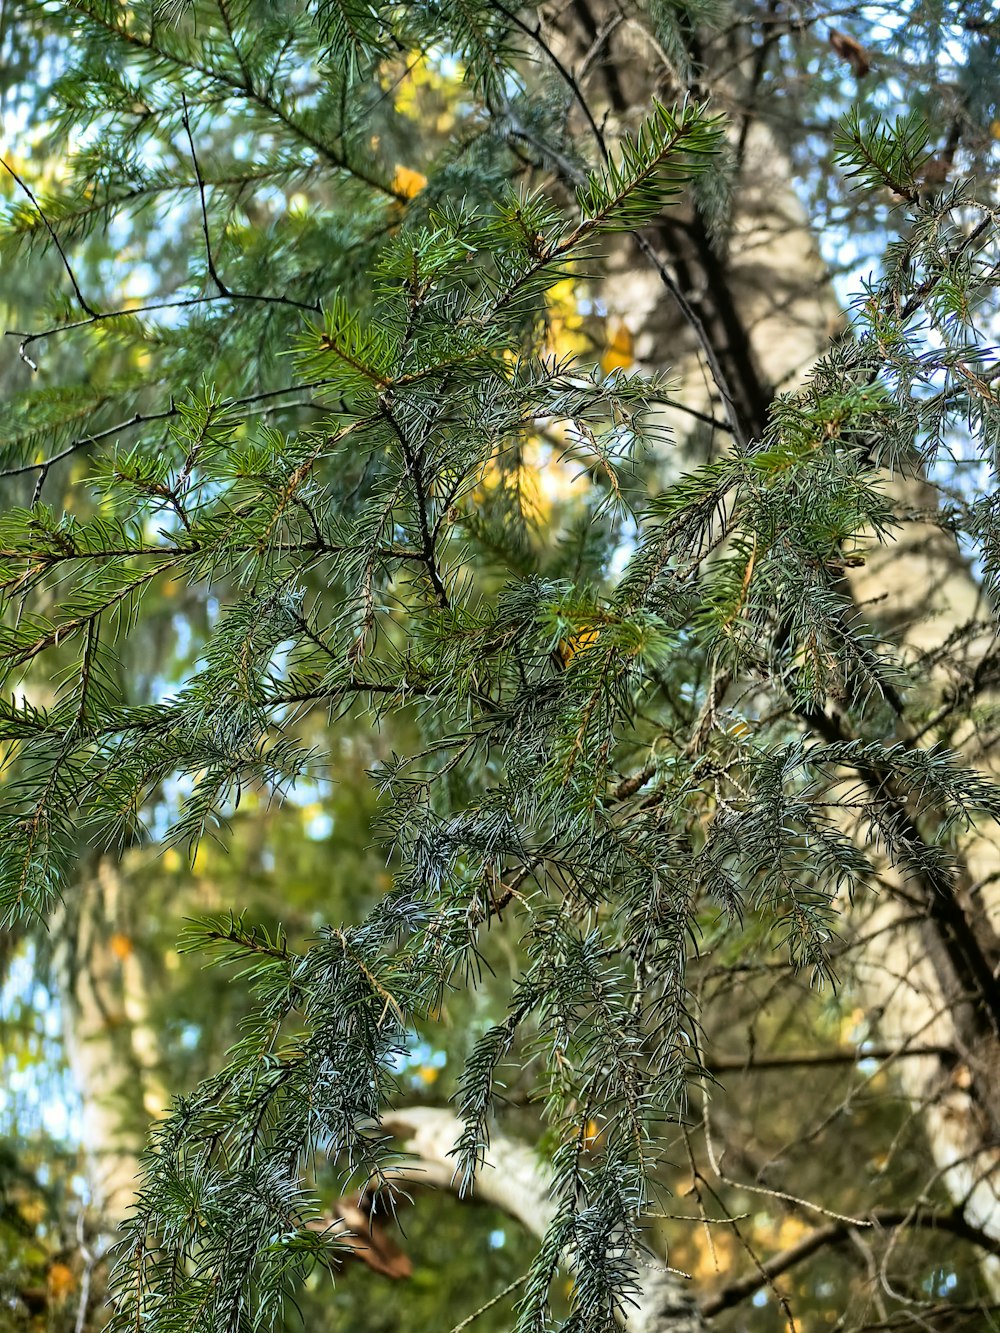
left=4, top=5, right=1000, bottom=1330
left=0, top=380, right=341, bottom=487
left=61, top=0, right=412, bottom=202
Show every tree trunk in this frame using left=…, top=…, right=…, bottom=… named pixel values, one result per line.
left=539, top=0, right=1000, bottom=1281
left=50, top=856, right=166, bottom=1227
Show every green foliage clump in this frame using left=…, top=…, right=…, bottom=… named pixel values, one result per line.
left=2, top=2, right=1000, bottom=1331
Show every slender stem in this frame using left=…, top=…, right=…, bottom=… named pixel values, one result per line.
left=0, top=152, right=98, bottom=343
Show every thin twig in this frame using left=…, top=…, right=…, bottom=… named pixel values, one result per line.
left=705, top=1043, right=954, bottom=1073
left=0, top=155, right=98, bottom=322
left=446, top=1271, right=531, bottom=1333
left=181, top=91, right=231, bottom=296
left=74, top=1212, right=98, bottom=1333
left=6, top=291, right=282, bottom=360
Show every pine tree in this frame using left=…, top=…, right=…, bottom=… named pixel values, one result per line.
left=2, top=3, right=1000, bottom=1330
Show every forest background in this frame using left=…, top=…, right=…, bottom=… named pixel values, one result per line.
left=1, top=2, right=1000, bottom=1331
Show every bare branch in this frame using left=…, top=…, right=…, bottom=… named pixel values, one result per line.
left=700, top=1207, right=1000, bottom=1317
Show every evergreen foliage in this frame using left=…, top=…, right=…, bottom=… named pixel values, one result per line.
left=2, top=2, right=1000, bottom=1330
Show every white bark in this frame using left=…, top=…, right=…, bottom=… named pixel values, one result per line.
left=50, top=857, right=166, bottom=1226
left=846, top=502, right=1000, bottom=1279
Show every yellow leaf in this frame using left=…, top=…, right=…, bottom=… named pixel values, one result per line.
left=48, top=1263, right=76, bottom=1303
left=547, top=278, right=578, bottom=309
left=417, top=1065, right=439, bottom=1085
left=544, top=278, right=588, bottom=357
left=109, top=932, right=133, bottom=961
left=774, top=1216, right=809, bottom=1249
left=601, top=317, right=634, bottom=374
left=557, top=625, right=600, bottom=666
left=162, top=847, right=181, bottom=873
left=582, top=1118, right=604, bottom=1150
left=392, top=165, right=427, bottom=199
left=19, top=1199, right=45, bottom=1227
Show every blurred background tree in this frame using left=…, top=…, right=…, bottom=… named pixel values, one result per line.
left=1, top=3, right=999, bottom=1331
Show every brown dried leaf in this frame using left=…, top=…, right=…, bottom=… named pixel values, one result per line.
left=309, top=1194, right=413, bottom=1280
left=921, top=155, right=952, bottom=186
left=829, top=29, right=872, bottom=78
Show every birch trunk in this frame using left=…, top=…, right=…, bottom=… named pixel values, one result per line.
left=50, top=856, right=167, bottom=1228
left=540, top=0, right=1000, bottom=1278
